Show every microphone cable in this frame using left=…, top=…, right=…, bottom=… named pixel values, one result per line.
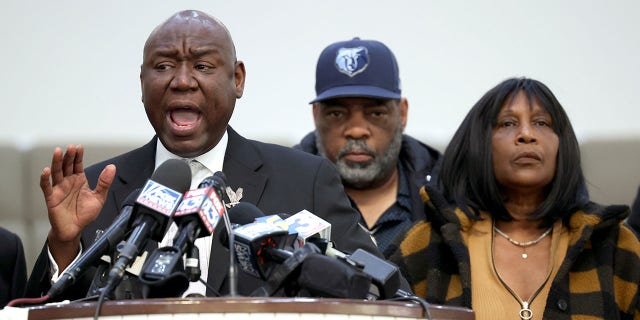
left=388, top=289, right=433, bottom=320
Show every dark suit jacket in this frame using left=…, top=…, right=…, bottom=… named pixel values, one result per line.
left=0, top=226, right=27, bottom=307
left=26, top=127, right=381, bottom=300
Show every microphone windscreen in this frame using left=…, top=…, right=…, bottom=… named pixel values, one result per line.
left=141, top=270, right=189, bottom=299
left=197, top=176, right=216, bottom=188
left=151, top=159, right=191, bottom=193
left=228, top=202, right=265, bottom=225
left=294, top=253, right=371, bottom=299
left=219, top=202, right=266, bottom=249
left=213, top=171, right=227, bottom=184
left=121, top=188, right=142, bottom=209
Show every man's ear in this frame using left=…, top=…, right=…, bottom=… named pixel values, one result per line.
left=140, top=66, right=144, bottom=103
left=312, top=103, right=320, bottom=119
left=234, top=61, right=246, bottom=98
left=400, top=98, right=408, bottom=129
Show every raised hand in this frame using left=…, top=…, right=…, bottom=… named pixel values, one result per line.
left=39, top=144, right=116, bottom=270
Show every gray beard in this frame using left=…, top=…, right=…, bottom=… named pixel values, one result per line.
left=315, top=127, right=403, bottom=189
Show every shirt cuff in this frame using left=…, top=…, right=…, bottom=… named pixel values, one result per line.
left=48, top=243, right=83, bottom=283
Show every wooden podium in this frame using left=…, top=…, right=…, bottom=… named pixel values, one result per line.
left=22, top=297, right=474, bottom=320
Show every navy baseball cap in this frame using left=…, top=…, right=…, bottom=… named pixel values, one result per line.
left=310, top=37, right=401, bottom=104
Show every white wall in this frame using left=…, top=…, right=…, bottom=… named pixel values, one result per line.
left=2, top=0, right=640, bottom=148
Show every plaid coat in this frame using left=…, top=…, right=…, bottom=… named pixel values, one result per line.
left=388, top=185, right=640, bottom=319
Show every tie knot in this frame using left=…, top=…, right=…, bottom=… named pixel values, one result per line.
left=185, top=159, right=211, bottom=188
left=188, top=158, right=204, bottom=171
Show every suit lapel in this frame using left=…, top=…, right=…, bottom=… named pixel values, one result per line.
left=222, top=127, right=268, bottom=205
left=109, top=138, right=157, bottom=212
left=208, top=127, right=268, bottom=293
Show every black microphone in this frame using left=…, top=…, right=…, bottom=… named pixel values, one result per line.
left=219, top=203, right=294, bottom=279
left=47, top=189, right=141, bottom=299
left=102, top=159, right=191, bottom=296
left=346, top=249, right=401, bottom=300
left=272, top=210, right=402, bottom=300
left=139, top=176, right=226, bottom=286
left=201, top=172, right=228, bottom=200
left=232, top=218, right=298, bottom=280
left=204, top=171, right=242, bottom=296
left=222, top=203, right=373, bottom=299
left=218, top=202, right=266, bottom=248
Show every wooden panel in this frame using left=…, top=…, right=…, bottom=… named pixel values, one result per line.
left=23, top=297, right=474, bottom=320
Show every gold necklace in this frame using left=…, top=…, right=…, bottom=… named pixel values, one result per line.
left=493, top=223, right=552, bottom=259
left=491, top=221, right=554, bottom=320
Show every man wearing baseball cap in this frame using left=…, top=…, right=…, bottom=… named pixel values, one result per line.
left=295, top=37, right=441, bottom=258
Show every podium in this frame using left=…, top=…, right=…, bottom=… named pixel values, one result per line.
left=21, top=297, right=474, bottom=320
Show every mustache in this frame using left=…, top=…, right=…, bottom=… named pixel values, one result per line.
left=336, top=139, right=376, bottom=159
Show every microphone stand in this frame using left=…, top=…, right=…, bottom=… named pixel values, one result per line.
left=221, top=204, right=237, bottom=296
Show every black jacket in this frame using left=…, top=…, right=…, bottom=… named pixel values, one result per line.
left=0, top=226, right=27, bottom=307
left=26, top=127, right=382, bottom=300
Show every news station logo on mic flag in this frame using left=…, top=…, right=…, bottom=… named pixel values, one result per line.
left=254, top=210, right=331, bottom=249
left=254, top=214, right=290, bottom=230
left=136, top=180, right=183, bottom=216
left=284, top=210, right=331, bottom=242
left=174, top=188, right=225, bottom=235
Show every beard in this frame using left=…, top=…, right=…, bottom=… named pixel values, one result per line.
left=315, top=126, right=403, bottom=189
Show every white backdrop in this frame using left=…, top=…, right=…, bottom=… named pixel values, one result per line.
left=2, top=0, right=639, bottom=148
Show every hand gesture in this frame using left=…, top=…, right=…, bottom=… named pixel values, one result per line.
left=40, top=144, right=116, bottom=269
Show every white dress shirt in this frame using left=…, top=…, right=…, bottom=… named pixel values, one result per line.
left=156, top=132, right=228, bottom=296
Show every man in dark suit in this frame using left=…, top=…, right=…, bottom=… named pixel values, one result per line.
left=0, top=226, right=27, bottom=307
left=26, top=10, right=381, bottom=300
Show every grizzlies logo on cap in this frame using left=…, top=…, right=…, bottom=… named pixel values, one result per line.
left=311, top=37, right=401, bottom=103
left=335, top=47, right=369, bottom=77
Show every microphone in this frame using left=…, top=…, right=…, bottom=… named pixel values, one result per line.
left=139, top=176, right=226, bottom=289
left=221, top=203, right=296, bottom=279
left=223, top=203, right=373, bottom=299
left=278, top=211, right=347, bottom=259
left=218, top=201, right=268, bottom=247
left=204, top=171, right=241, bottom=296
left=232, top=218, right=297, bottom=280
left=275, top=210, right=401, bottom=300
left=229, top=202, right=266, bottom=225
left=347, top=249, right=402, bottom=300
left=174, top=176, right=227, bottom=238
left=281, top=210, right=331, bottom=247
left=47, top=189, right=141, bottom=299
left=268, top=211, right=343, bottom=259
left=102, top=159, right=191, bottom=296
left=199, top=171, right=228, bottom=201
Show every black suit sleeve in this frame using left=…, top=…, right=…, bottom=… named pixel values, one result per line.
left=0, top=227, right=27, bottom=307
left=25, top=241, right=98, bottom=301
left=310, top=158, right=382, bottom=257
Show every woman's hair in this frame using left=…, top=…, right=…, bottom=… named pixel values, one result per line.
left=438, top=77, right=588, bottom=226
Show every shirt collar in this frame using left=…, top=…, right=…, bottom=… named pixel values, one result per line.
left=154, top=130, right=228, bottom=176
